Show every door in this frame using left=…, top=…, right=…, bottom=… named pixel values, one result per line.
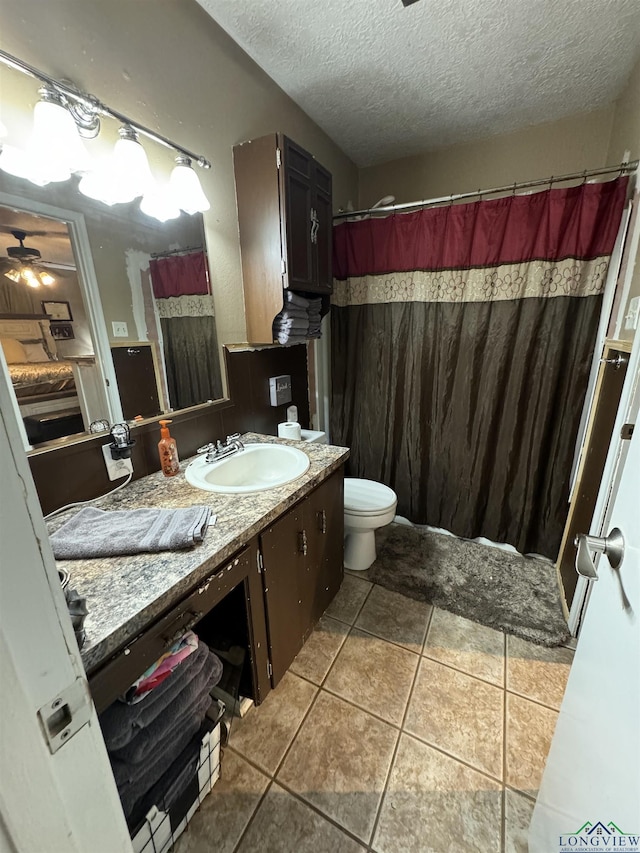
left=0, top=364, right=132, bottom=852
left=111, top=344, right=162, bottom=419
left=260, top=506, right=305, bottom=685
left=529, top=355, right=640, bottom=850
left=312, top=163, right=333, bottom=293
left=283, top=136, right=314, bottom=291
left=305, top=469, right=344, bottom=624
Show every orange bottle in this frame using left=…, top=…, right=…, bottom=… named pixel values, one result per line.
left=158, top=419, right=180, bottom=477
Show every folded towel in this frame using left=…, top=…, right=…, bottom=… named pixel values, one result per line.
left=100, top=642, right=211, bottom=750
left=110, top=654, right=221, bottom=764
left=110, top=692, right=212, bottom=791
left=277, top=331, right=309, bottom=345
left=284, top=290, right=310, bottom=309
left=276, top=306, right=309, bottom=321
left=125, top=631, right=199, bottom=704
left=126, top=718, right=213, bottom=831
left=50, top=505, right=212, bottom=560
left=274, top=321, right=308, bottom=335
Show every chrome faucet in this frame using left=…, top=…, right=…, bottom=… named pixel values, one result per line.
left=197, top=434, right=244, bottom=464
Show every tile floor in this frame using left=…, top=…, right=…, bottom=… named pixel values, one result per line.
left=175, top=573, right=574, bottom=853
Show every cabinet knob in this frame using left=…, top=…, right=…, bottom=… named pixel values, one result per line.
left=318, top=509, right=327, bottom=534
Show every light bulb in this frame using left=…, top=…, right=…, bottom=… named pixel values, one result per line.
left=29, top=90, right=91, bottom=182
left=111, top=126, right=154, bottom=201
left=169, top=156, right=210, bottom=214
left=39, top=270, right=55, bottom=286
left=21, top=268, right=40, bottom=288
left=140, top=185, right=181, bottom=222
left=0, top=144, right=50, bottom=186
left=4, top=268, right=22, bottom=283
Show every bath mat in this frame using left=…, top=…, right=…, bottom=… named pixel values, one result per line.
left=369, top=525, right=569, bottom=647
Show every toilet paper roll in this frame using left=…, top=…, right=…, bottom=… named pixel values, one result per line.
left=278, top=422, right=302, bottom=440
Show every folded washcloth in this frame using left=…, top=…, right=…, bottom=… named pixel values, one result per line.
left=100, top=641, right=211, bottom=750
left=110, top=652, right=222, bottom=765
left=50, top=505, right=212, bottom=560
left=284, top=290, right=310, bottom=309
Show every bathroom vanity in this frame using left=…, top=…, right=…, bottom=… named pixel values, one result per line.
left=54, top=434, right=348, bottom=713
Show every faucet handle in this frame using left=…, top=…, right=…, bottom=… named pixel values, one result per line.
left=226, top=433, right=241, bottom=443
left=196, top=443, right=216, bottom=455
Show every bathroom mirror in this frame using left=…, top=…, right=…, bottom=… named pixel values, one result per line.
left=0, top=171, right=224, bottom=449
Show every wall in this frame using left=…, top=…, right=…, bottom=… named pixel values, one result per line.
left=358, top=106, right=615, bottom=207
left=0, top=0, right=359, bottom=348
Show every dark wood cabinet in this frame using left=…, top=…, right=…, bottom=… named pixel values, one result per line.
left=233, top=133, right=333, bottom=344
left=110, top=343, right=161, bottom=420
left=260, top=468, right=344, bottom=686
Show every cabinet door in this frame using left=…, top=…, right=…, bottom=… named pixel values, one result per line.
left=260, top=506, right=306, bottom=686
left=303, top=469, right=345, bottom=627
left=283, top=137, right=314, bottom=291
left=312, top=164, right=333, bottom=293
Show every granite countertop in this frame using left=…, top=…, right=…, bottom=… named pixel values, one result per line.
left=47, top=433, right=349, bottom=674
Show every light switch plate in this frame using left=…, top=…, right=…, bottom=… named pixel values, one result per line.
left=269, top=374, right=292, bottom=406
left=624, top=296, right=639, bottom=331
left=112, top=321, right=128, bottom=337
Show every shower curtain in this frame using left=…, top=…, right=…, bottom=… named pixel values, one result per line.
left=331, top=178, right=627, bottom=559
left=149, top=251, right=222, bottom=410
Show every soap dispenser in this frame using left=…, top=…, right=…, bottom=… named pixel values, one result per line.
left=158, top=419, right=180, bottom=477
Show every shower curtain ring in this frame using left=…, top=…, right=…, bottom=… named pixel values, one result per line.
left=581, top=170, right=588, bottom=185
left=511, top=182, right=517, bottom=197
left=549, top=175, right=554, bottom=190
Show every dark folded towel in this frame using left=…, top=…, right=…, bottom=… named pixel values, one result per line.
left=50, top=505, right=212, bottom=559
left=126, top=718, right=214, bottom=830
left=284, top=290, right=310, bottom=309
left=109, top=652, right=222, bottom=764
left=99, top=641, right=211, bottom=750
left=110, top=692, right=212, bottom=791
left=276, top=306, right=309, bottom=321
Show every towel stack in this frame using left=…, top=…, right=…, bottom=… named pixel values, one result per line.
left=99, top=631, right=223, bottom=830
left=273, top=290, right=324, bottom=345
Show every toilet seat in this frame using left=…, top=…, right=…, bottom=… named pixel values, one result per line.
left=344, top=478, right=397, bottom=516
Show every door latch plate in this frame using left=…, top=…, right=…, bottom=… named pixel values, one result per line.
left=38, top=678, right=92, bottom=754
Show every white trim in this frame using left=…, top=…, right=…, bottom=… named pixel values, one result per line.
left=613, top=195, right=640, bottom=339
left=569, top=202, right=633, bottom=494
left=567, top=326, right=640, bottom=635
left=0, top=191, right=123, bottom=443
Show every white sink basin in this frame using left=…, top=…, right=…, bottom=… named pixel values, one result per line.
left=185, top=442, right=310, bottom=494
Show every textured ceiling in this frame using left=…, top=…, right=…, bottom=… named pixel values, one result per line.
left=196, top=0, right=640, bottom=167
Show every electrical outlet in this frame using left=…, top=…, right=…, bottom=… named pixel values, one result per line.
left=102, top=444, right=133, bottom=481
left=112, top=321, right=128, bottom=337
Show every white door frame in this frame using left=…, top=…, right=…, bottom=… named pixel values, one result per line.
left=0, top=365, right=131, bottom=852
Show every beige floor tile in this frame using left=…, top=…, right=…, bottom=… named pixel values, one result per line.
left=372, top=734, right=502, bottom=853
left=507, top=635, right=573, bottom=710
left=277, top=690, right=398, bottom=843
left=325, top=574, right=372, bottom=625
left=423, top=608, right=505, bottom=686
left=236, top=783, right=366, bottom=853
left=504, top=787, right=535, bottom=853
left=290, top=615, right=350, bottom=685
left=230, top=671, right=317, bottom=775
left=405, top=657, right=504, bottom=779
left=173, top=749, right=269, bottom=853
left=355, top=584, right=432, bottom=653
left=505, top=693, right=558, bottom=797
left=324, top=628, right=419, bottom=725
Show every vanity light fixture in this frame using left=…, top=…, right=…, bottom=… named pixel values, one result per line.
left=169, top=156, right=211, bottom=214
left=0, top=49, right=212, bottom=218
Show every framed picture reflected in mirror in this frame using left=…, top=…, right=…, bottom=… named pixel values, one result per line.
left=42, top=300, right=73, bottom=322
left=50, top=321, right=75, bottom=340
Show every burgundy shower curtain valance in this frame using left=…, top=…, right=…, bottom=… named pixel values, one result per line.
left=333, top=179, right=627, bottom=306
left=331, top=178, right=628, bottom=559
left=149, top=251, right=210, bottom=299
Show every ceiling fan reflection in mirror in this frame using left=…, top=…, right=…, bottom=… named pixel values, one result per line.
left=1, top=229, right=72, bottom=288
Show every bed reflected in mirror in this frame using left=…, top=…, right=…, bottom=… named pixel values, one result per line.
left=0, top=191, right=223, bottom=448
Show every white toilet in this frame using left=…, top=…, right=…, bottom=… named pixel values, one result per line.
left=343, top=478, right=398, bottom=571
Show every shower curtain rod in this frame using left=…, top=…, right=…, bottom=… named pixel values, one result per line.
left=150, top=245, right=203, bottom=259
left=333, top=160, right=639, bottom=221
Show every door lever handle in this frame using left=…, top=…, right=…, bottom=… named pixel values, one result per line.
left=574, top=528, right=625, bottom=581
